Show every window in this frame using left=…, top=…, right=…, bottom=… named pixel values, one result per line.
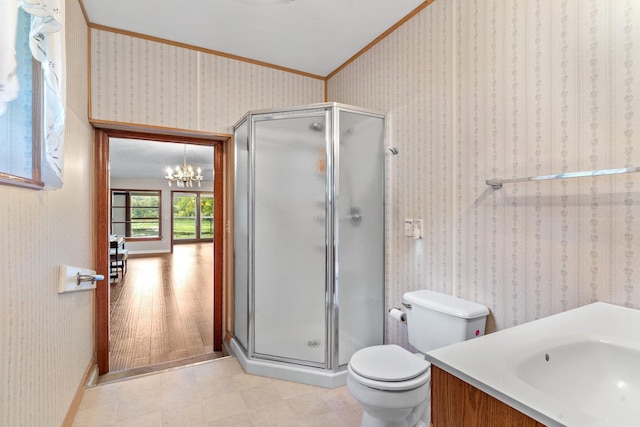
left=172, top=191, right=214, bottom=241
left=111, top=190, right=162, bottom=239
left=0, top=8, right=43, bottom=189
left=200, top=193, right=214, bottom=239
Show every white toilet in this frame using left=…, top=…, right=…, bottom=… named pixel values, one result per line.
left=347, top=290, right=489, bottom=427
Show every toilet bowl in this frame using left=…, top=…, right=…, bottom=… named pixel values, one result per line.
left=347, top=345, right=430, bottom=427
left=347, top=290, right=489, bottom=427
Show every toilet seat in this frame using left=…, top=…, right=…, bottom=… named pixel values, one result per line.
left=348, top=344, right=431, bottom=391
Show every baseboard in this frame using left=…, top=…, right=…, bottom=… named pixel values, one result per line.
left=61, top=356, right=97, bottom=427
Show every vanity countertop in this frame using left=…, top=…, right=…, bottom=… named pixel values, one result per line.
left=425, top=302, right=640, bottom=427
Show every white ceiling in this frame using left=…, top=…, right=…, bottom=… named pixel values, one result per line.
left=110, top=138, right=214, bottom=181
left=81, top=0, right=426, bottom=77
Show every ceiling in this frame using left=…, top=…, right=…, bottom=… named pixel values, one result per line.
left=110, top=138, right=214, bottom=181
left=81, top=0, right=426, bottom=77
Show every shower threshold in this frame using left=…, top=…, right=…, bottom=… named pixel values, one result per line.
left=229, top=338, right=347, bottom=389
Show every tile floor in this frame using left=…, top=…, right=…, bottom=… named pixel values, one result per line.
left=72, top=356, right=363, bottom=427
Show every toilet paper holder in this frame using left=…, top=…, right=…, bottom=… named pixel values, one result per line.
left=388, top=306, right=407, bottom=322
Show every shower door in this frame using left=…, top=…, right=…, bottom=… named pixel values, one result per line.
left=336, top=110, right=385, bottom=366
left=252, top=111, right=329, bottom=365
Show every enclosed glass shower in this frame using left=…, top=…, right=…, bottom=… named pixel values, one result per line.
left=231, top=103, right=385, bottom=387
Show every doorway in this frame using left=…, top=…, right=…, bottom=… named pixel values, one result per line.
left=108, top=242, right=217, bottom=371
left=94, top=125, right=228, bottom=375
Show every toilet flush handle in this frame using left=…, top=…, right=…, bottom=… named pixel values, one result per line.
left=401, top=302, right=412, bottom=310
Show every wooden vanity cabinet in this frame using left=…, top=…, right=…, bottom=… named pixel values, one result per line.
left=430, top=366, right=546, bottom=427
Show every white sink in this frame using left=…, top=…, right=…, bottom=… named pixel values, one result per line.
left=515, top=338, right=640, bottom=425
left=426, top=302, right=640, bottom=426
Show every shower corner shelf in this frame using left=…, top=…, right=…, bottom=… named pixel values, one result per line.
left=486, top=166, right=640, bottom=190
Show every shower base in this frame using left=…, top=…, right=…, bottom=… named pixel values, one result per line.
left=229, top=338, right=347, bottom=389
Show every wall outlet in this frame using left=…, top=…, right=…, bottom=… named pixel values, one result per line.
left=404, top=219, right=414, bottom=237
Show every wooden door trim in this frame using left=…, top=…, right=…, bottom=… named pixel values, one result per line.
left=213, top=144, right=224, bottom=351
left=94, top=129, right=110, bottom=374
left=94, top=126, right=229, bottom=375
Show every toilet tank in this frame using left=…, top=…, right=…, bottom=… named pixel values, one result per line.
left=403, top=290, right=489, bottom=353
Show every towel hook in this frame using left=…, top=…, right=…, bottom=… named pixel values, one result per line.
left=77, top=273, right=105, bottom=286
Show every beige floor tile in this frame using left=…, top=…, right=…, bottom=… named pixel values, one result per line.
left=118, top=373, right=163, bottom=401
left=161, top=401, right=207, bottom=426
left=333, top=405, right=364, bottom=427
left=207, top=412, right=255, bottom=427
left=116, top=392, right=162, bottom=422
left=161, top=371, right=203, bottom=407
left=161, top=365, right=199, bottom=389
left=209, top=357, right=245, bottom=378
left=114, top=411, right=162, bottom=427
left=72, top=394, right=119, bottom=427
left=299, top=411, right=347, bottom=427
left=247, top=400, right=300, bottom=427
left=72, top=357, right=364, bottom=427
left=223, top=371, right=274, bottom=392
left=194, top=378, right=228, bottom=401
left=285, top=391, right=332, bottom=420
left=72, top=379, right=126, bottom=426
left=202, top=391, right=247, bottom=421
left=316, top=385, right=360, bottom=410
left=71, top=402, right=119, bottom=427
left=79, top=381, right=124, bottom=405
left=194, top=362, right=229, bottom=384
left=272, top=378, right=317, bottom=399
left=239, top=383, right=283, bottom=410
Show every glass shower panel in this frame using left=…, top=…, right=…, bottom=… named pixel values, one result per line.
left=253, top=113, right=328, bottom=364
left=234, top=119, right=249, bottom=350
left=337, top=111, right=385, bottom=366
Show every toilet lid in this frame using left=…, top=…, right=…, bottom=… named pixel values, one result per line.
left=349, top=345, right=429, bottom=382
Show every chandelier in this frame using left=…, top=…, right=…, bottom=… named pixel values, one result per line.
left=164, top=145, right=204, bottom=187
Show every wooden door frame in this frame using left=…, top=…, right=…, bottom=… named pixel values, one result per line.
left=93, top=122, right=229, bottom=375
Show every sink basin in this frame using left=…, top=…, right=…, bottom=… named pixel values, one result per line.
left=425, top=302, right=640, bottom=426
left=515, top=339, right=640, bottom=425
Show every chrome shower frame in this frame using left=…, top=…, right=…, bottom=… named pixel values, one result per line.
left=231, top=102, right=385, bottom=388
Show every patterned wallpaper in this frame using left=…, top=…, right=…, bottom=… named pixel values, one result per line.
left=0, top=0, right=95, bottom=425
left=90, top=30, right=324, bottom=133
left=328, top=0, right=640, bottom=346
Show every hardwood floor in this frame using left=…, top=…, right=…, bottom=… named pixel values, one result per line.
left=109, top=243, right=220, bottom=372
